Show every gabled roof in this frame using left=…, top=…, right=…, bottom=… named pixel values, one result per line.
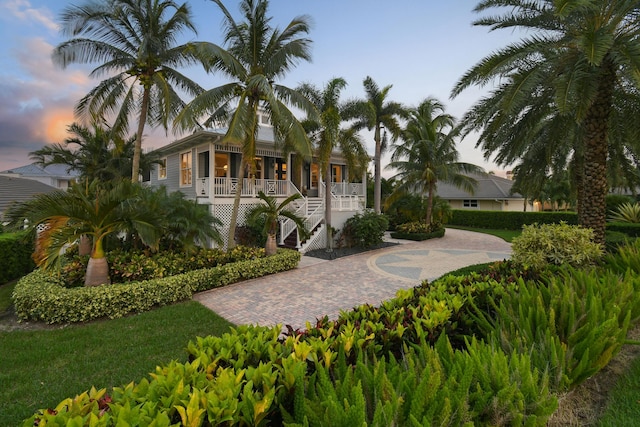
left=153, top=125, right=277, bottom=156
left=0, top=175, right=59, bottom=218
left=436, top=173, right=522, bottom=199
left=0, top=163, right=80, bottom=179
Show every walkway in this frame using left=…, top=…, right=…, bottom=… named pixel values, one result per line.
left=194, top=228, right=512, bottom=330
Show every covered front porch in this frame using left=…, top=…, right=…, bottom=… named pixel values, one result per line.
left=193, top=143, right=366, bottom=202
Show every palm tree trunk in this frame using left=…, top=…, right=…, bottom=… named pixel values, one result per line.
left=131, top=86, right=151, bottom=183
left=324, top=162, right=333, bottom=252
left=227, top=159, right=246, bottom=249
left=373, top=124, right=382, bottom=214
left=85, top=237, right=110, bottom=286
left=426, top=182, right=434, bottom=225
left=579, top=59, right=615, bottom=245
left=85, top=257, right=111, bottom=286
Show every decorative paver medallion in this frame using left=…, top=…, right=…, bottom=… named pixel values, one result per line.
left=368, top=248, right=512, bottom=283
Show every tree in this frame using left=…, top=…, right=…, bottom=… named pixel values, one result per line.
left=30, top=122, right=158, bottom=185
left=345, top=76, right=406, bottom=214
left=388, top=98, right=483, bottom=225
left=6, top=180, right=162, bottom=286
left=175, top=0, right=315, bottom=249
left=137, top=186, right=223, bottom=252
left=298, top=78, right=369, bottom=252
left=53, top=0, right=206, bottom=182
left=248, top=191, right=308, bottom=256
left=453, top=0, right=640, bottom=244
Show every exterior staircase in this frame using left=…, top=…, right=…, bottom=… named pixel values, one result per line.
left=279, top=197, right=326, bottom=252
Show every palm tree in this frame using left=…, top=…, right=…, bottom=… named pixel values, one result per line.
left=453, top=1, right=640, bottom=244
left=53, top=0, right=206, bottom=182
left=248, top=191, right=308, bottom=256
left=345, top=76, right=406, bottom=214
left=388, top=98, right=483, bottom=225
left=6, top=180, right=161, bottom=286
left=175, top=0, right=315, bottom=249
left=30, top=122, right=158, bottom=185
left=298, top=78, right=369, bottom=252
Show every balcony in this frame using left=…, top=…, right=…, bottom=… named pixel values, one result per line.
left=196, top=177, right=290, bottom=198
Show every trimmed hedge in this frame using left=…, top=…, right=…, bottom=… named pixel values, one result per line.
left=450, top=210, right=578, bottom=230
left=606, top=222, right=640, bottom=237
left=0, top=233, right=35, bottom=285
left=390, top=228, right=445, bottom=241
left=12, top=249, right=301, bottom=324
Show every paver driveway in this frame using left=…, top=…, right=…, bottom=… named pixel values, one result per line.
left=194, top=228, right=512, bottom=330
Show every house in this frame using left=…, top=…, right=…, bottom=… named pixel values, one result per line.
left=146, top=112, right=367, bottom=252
left=436, top=173, right=538, bottom=212
left=0, top=163, right=79, bottom=190
left=0, top=175, right=59, bottom=220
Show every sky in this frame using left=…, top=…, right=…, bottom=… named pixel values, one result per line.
left=0, top=0, right=521, bottom=176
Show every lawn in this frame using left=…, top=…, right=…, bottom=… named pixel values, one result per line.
left=0, top=301, right=234, bottom=426
left=447, top=225, right=521, bottom=242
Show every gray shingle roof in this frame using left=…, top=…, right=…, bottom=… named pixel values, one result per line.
left=0, top=175, right=59, bottom=218
left=0, top=163, right=80, bottom=178
left=436, top=173, right=522, bottom=199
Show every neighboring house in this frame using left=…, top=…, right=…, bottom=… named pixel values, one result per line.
left=436, top=173, right=537, bottom=212
left=146, top=113, right=367, bottom=252
left=0, top=164, right=79, bottom=190
left=0, top=175, right=59, bottom=220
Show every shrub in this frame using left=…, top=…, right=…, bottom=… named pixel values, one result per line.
left=61, top=246, right=266, bottom=286
left=511, top=222, right=603, bottom=269
left=13, top=249, right=300, bottom=323
left=341, top=210, right=389, bottom=248
left=390, top=221, right=445, bottom=241
left=471, top=267, right=640, bottom=392
left=606, top=221, right=640, bottom=237
left=606, top=194, right=635, bottom=215
left=608, top=202, right=640, bottom=223
left=450, top=210, right=577, bottom=230
left=0, top=232, right=35, bottom=285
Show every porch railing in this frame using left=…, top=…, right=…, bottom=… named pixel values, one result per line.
left=204, top=177, right=289, bottom=197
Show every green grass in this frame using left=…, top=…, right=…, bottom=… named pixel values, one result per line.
left=0, top=301, right=234, bottom=426
left=447, top=225, right=521, bottom=242
left=596, top=351, right=640, bottom=426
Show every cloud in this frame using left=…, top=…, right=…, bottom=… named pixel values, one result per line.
left=1, top=0, right=58, bottom=32
left=0, top=36, right=90, bottom=171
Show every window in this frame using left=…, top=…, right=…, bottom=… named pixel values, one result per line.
left=214, top=153, right=228, bottom=177
left=158, top=158, right=167, bottom=180
left=463, top=199, right=478, bottom=208
left=180, top=152, right=192, bottom=186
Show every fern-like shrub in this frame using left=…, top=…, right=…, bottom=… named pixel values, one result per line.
left=608, top=202, right=640, bottom=223
left=511, top=222, right=603, bottom=269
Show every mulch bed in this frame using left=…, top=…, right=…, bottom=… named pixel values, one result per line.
left=304, top=242, right=398, bottom=260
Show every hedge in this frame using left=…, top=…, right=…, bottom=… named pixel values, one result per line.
left=606, top=222, right=640, bottom=237
left=390, top=227, right=445, bottom=241
left=450, top=210, right=578, bottom=230
left=12, top=249, right=301, bottom=324
left=0, top=232, right=35, bottom=285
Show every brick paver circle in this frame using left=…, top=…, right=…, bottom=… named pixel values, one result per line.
left=194, top=228, right=512, bottom=330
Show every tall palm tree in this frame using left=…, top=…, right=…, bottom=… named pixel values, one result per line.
left=388, top=98, right=483, bottom=225
left=298, top=78, right=369, bottom=252
left=6, top=180, right=161, bottom=286
left=30, top=122, right=158, bottom=185
left=53, top=0, right=206, bottom=182
left=175, top=0, right=315, bottom=248
left=453, top=0, right=640, bottom=244
left=248, top=191, right=308, bottom=256
left=345, top=76, right=406, bottom=214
